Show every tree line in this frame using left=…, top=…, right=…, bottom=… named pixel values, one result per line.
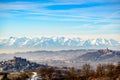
left=37, top=62, right=120, bottom=80
left=0, top=62, right=120, bottom=80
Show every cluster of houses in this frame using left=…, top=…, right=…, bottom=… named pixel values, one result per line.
left=0, top=56, right=43, bottom=72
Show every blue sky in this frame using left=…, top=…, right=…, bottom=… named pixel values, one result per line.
left=0, top=0, right=120, bottom=40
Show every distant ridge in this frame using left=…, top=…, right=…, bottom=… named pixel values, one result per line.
left=0, top=49, right=120, bottom=68
left=75, top=48, right=120, bottom=62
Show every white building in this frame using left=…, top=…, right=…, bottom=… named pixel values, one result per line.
left=0, top=68, right=3, bottom=72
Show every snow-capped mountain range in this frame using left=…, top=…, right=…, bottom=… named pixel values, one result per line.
left=0, top=37, right=120, bottom=49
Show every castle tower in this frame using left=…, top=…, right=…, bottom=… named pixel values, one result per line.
left=103, top=48, right=110, bottom=53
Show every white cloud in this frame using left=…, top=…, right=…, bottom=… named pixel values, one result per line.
left=0, top=2, right=39, bottom=10
left=0, top=1, right=119, bottom=23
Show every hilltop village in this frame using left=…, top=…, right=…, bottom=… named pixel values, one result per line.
left=0, top=57, right=44, bottom=72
